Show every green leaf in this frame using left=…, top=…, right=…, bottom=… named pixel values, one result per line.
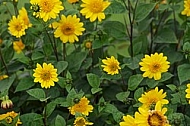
left=15, top=77, right=35, bottom=92
left=87, top=73, right=100, bottom=88
left=135, top=3, right=157, bottom=22
left=128, top=74, right=143, bottom=91
left=0, top=74, right=16, bottom=92
left=146, top=79, right=159, bottom=88
left=177, top=64, right=190, bottom=84
left=45, top=101, right=56, bottom=117
left=55, top=61, right=68, bottom=75
left=166, top=84, right=177, bottom=92
left=91, top=87, right=102, bottom=94
left=27, top=88, right=46, bottom=101
left=31, top=51, right=44, bottom=60
left=103, top=21, right=126, bottom=39
left=55, top=115, right=66, bottom=126
left=105, top=1, right=126, bottom=14
left=134, top=87, right=144, bottom=101
left=154, top=28, right=178, bottom=43
left=20, top=113, right=43, bottom=126
left=116, top=91, right=130, bottom=102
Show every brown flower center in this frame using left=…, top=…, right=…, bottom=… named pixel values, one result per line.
left=41, top=71, right=51, bottom=81
left=61, top=24, right=75, bottom=35
left=5, top=116, right=13, bottom=124
left=148, top=111, right=165, bottom=126
left=89, top=1, right=103, bottom=13
left=15, top=24, right=22, bottom=31
left=76, top=118, right=86, bottom=125
left=40, top=0, right=54, bottom=12
left=150, top=63, right=161, bottom=73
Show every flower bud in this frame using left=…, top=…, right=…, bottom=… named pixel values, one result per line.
left=1, top=96, right=13, bottom=109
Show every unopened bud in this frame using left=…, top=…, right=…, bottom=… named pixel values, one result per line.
left=1, top=96, right=13, bottom=109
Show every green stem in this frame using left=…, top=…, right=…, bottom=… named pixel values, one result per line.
left=0, top=47, right=9, bottom=75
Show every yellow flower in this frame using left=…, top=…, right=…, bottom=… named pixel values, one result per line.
left=0, top=75, right=8, bottom=80
left=13, top=39, right=25, bottom=53
left=8, top=16, right=26, bottom=38
left=74, top=117, right=93, bottom=126
left=135, top=101, right=170, bottom=126
left=139, top=52, right=170, bottom=80
left=30, top=0, right=64, bottom=22
left=185, top=83, right=190, bottom=104
left=30, top=0, right=40, bottom=17
left=80, top=0, right=111, bottom=22
left=182, top=0, right=190, bottom=16
left=68, top=97, right=93, bottom=116
left=68, top=0, right=79, bottom=4
left=53, top=15, right=85, bottom=43
left=0, top=111, right=22, bottom=126
left=18, top=7, right=32, bottom=28
left=138, top=87, right=169, bottom=110
left=119, top=115, right=137, bottom=126
left=101, top=56, right=121, bottom=75
left=33, top=63, right=59, bottom=89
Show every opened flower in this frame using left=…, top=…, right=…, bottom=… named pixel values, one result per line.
left=13, top=39, right=25, bottom=53
left=181, top=0, right=190, bottom=16
left=185, top=83, right=190, bottom=104
left=33, top=63, right=59, bottom=89
left=18, top=7, right=32, bottom=28
left=119, top=115, right=137, bottom=126
left=53, top=15, right=85, bottom=43
left=68, top=96, right=93, bottom=116
left=74, top=117, right=93, bottom=126
left=80, top=0, right=111, bottom=22
left=135, top=101, right=170, bottom=126
left=0, top=111, right=22, bottom=126
left=8, top=16, right=26, bottom=38
left=101, top=56, right=121, bottom=75
left=30, top=0, right=64, bottom=22
left=138, top=87, right=169, bottom=110
left=139, top=52, right=170, bottom=80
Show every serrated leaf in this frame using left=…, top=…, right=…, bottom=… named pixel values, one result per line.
left=134, top=87, right=144, bottom=101
left=20, top=113, right=43, bottom=126
left=27, top=88, right=46, bottom=101
left=45, top=102, right=56, bottom=117
left=116, top=91, right=130, bottom=102
left=166, top=84, right=177, bottom=92
left=56, top=61, right=68, bottom=75
left=55, top=115, right=66, bottom=126
left=15, top=77, right=35, bottom=92
left=87, top=73, right=100, bottom=88
left=128, top=74, right=143, bottom=91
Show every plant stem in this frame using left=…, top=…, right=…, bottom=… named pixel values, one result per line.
left=0, top=47, right=9, bottom=75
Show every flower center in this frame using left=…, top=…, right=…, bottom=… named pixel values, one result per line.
left=61, top=24, right=75, bottom=35
left=150, top=63, right=161, bottom=73
left=40, top=0, right=54, bottom=12
left=15, top=24, right=22, bottom=31
left=41, top=70, right=51, bottom=81
left=74, top=103, right=86, bottom=112
left=89, top=1, right=103, bottom=13
left=76, top=118, right=86, bottom=125
left=148, top=112, right=164, bottom=126
left=5, top=116, right=13, bottom=124
left=109, top=63, right=118, bottom=72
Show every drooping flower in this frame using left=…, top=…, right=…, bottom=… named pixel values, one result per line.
left=30, top=0, right=64, bottom=22
left=135, top=101, right=170, bottom=126
left=53, top=15, right=85, bottom=43
left=68, top=0, right=79, bottom=4
left=0, top=75, right=8, bottom=80
left=181, top=0, right=190, bottom=16
left=185, top=83, right=190, bottom=104
left=0, top=111, right=22, bottom=126
left=101, top=56, right=121, bottom=75
left=18, top=7, right=32, bottom=28
left=139, top=52, right=170, bottom=80
left=80, top=0, right=111, bottom=22
left=119, top=115, right=137, bottom=126
left=68, top=96, right=93, bottom=116
left=13, top=39, right=25, bottom=53
left=74, top=117, right=93, bottom=126
left=8, top=16, right=26, bottom=38
left=1, top=95, right=13, bottom=109
left=33, top=63, right=59, bottom=89
left=138, top=87, right=169, bottom=110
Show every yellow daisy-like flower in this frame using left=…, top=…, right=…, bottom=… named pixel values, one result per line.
left=138, top=87, right=169, bottom=110
left=53, top=15, right=85, bottom=43
left=8, top=16, right=26, bottom=38
left=135, top=101, right=170, bottom=126
left=0, top=111, right=22, bottom=126
left=139, top=52, right=170, bottom=80
left=68, top=96, right=93, bottom=116
left=0, top=75, right=8, bottom=80
left=181, top=0, right=190, bottom=16
left=185, top=83, right=190, bottom=104
left=80, top=0, right=111, bottom=22
left=30, top=0, right=64, bottom=22
left=18, top=7, right=32, bottom=28
left=68, top=0, right=79, bottom=4
left=74, top=117, right=93, bottom=126
left=30, top=0, right=40, bottom=17
left=33, top=63, right=59, bottom=89
left=101, top=56, right=121, bottom=75
left=119, top=115, right=137, bottom=126
left=13, top=39, right=25, bottom=53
